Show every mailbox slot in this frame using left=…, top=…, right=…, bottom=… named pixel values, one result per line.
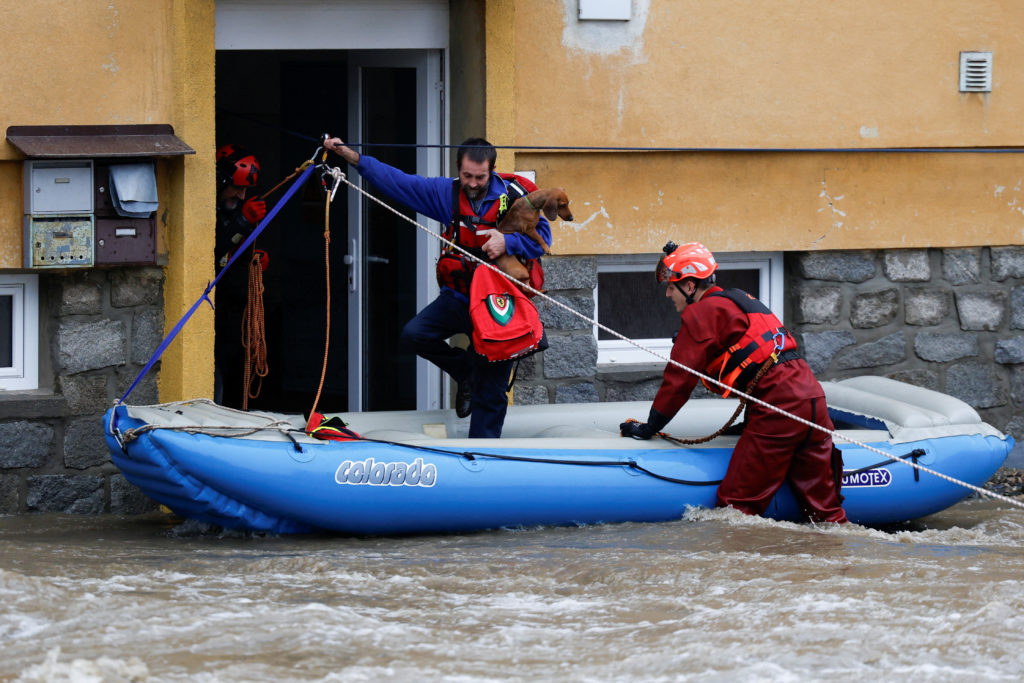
left=95, top=217, right=156, bottom=265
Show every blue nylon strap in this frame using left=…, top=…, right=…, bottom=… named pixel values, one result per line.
left=118, top=162, right=318, bottom=405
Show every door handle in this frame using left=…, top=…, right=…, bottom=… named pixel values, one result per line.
left=346, top=238, right=357, bottom=292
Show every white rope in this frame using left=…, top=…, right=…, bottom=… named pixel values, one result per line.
left=337, top=172, right=1024, bottom=510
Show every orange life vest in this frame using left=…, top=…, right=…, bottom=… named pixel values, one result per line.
left=701, top=289, right=798, bottom=397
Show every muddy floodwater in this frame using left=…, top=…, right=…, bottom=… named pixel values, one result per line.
left=2, top=500, right=1023, bottom=681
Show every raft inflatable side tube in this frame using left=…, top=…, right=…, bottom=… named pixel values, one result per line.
left=102, top=377, right=1012, bottom=534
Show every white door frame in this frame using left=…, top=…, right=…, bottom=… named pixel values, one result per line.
left=346, top=50, right=446, bottom=411
left=215, top=0, right=450, bottom=412
left=216, top=0, right=449, bottom=51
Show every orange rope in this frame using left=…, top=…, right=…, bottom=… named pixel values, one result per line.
left=656, top=357, right=776, bottom=446
left=309, top=193, right=333, bottom=417
left=256, top=160, right=311, bottom=202
left=241, top=250, right=269, bottom=410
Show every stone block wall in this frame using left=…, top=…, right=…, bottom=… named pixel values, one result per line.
left=0, top=268, right=163, bottom=515
left=793, top=247, right=1024, bottom=441
left=515, top=249, right=1024, bottom=443
left=514, top=257, right=600, bottom=405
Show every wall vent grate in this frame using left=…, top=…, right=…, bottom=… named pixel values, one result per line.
left=959, top=51, right=993, bottom=92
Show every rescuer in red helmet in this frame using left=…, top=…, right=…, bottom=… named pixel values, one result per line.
left=620, top=241, right=847, bottom=524
left=216, top=144, right=266, bottom=261
left=214, top=144, right=270, bottom=407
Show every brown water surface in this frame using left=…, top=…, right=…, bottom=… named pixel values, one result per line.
left=2, top=500, right=1022, bottom=681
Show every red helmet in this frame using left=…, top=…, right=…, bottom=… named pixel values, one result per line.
left=656, top=241, right=718, bottom=283
left=216, top=143, right=241, bottom=161
left=216, top=144, right=260, bottom=187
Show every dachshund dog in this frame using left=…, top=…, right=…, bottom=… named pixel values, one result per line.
left=492, top=188, right=573, bottom=284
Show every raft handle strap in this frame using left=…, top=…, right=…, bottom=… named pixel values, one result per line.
left=843, top=449, right=927, bottom=480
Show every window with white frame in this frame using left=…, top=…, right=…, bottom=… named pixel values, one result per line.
left=595, top=251, right=784, bottom=366
left=0, top=274, right=39, bottom=391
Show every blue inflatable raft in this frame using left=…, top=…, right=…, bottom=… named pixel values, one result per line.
left=103, top=376, right=1013, bottom=534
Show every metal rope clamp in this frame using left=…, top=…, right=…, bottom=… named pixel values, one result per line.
left=323, top=166, right=345, bottom=202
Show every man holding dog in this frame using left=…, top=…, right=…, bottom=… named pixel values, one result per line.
left=620, top=241, right=847, bottom=524
left=323, top=136, right=551, bottom=438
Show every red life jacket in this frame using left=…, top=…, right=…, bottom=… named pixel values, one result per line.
left=700, top=289, right=798, bottom=397
left=436, top=173, right=538, bottom=296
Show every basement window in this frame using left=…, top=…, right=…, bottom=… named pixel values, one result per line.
left=595, top=251, right=784, bottom=366
left=0, top=274, right=39, bottom=391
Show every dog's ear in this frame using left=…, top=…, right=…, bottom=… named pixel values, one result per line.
left=541, top=191, right=562, bottom=221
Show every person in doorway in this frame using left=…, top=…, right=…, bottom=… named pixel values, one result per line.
left=323, top=135, right=551, bottom=438
left=214, top=144, right=268, bottom=407
left=619, top=241, right=847, bottom=524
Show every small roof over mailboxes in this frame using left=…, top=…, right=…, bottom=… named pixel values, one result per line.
left=6, top=124, right=195, bottom=158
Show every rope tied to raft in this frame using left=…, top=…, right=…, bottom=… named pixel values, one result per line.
left=308, top=162, right=345, bottom=420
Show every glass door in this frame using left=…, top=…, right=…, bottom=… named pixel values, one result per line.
left=346, top=50, right=444, bottom=411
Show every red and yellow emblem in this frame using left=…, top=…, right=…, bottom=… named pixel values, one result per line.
left=486, top=293, right=514, bottom=326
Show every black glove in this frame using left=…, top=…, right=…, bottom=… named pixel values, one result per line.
left=619, top=408, right=671, bottom=440
left=620, top=420, right=656, bottom=440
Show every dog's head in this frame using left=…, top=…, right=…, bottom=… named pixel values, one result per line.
left=539, top=189, right=573, bottom=223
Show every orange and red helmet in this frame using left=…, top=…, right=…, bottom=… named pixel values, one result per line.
left=656, top=241, right=718, bottom=284
left=216, top=144, right=261, bottom=188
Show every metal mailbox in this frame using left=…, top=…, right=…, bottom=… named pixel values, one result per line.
left=25, top=160, right=93, bottom=214
left=23, top=160, right=96, bottom=268
left=93, top=164, right=117, bottom=217
left=9, top=124, right=194, bottom=270
left=24, top=215, right=95, bottom=268
left=95, top=218, right=156, bottom=265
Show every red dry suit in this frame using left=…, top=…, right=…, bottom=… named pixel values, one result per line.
left=653, top=286, right=847, bottom=523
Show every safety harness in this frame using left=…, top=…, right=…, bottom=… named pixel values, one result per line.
left=700, top=289, right=798, bottom=398
left=437, top=173, right=539, bottom=296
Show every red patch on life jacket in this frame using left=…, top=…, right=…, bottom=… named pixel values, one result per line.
left=469, top=265, right=546, bottom=362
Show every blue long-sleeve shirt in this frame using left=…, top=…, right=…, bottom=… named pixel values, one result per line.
left=355, top=154, right=552, bottom=259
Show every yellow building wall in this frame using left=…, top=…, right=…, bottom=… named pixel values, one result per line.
left=502, top=0, right=1024, bottom=253
left=3, top=1, right=1022, bottom=402
left=0, top=0, right=216, bottom=401
left=524, top=151, right=1024, bottom=254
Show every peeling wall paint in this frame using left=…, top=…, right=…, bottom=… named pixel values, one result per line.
left=512, top=1, right=1024, bottom=252
left=524, top=151, right=1024, bottom=254
left=518, top=1, right=1023, bottom=150
left=560, top=0, right=650, bottom=61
